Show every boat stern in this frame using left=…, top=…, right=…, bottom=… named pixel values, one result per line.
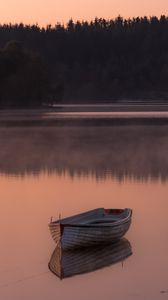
left=49, top=222, right=61, bottom=245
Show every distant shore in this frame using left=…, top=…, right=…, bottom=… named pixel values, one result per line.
left=1, top=104, right=168, bottom=126
left=0, top=101, right=168, bottom=118
left=52, top=103, right=168, bottom=112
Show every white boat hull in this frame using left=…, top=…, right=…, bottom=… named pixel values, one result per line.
left=49, top=208, right=132, bottom=250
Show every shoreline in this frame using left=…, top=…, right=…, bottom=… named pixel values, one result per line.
left=1, top=103, right=168, bottom=113
left=1, top=104, right=168, bottom=126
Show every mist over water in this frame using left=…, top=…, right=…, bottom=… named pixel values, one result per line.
left=0, top=124, right=168, bottom=181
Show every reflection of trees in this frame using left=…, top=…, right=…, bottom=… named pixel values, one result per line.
left=0, top=124, right=168, bottom=181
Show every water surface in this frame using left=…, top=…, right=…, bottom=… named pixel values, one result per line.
left=0, top=116, right=168, bottom=300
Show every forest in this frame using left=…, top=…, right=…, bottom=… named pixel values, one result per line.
left=0, top=15, right=168, bottom=107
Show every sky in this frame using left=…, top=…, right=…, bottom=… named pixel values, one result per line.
left=0, top=0, right=168, bottom=26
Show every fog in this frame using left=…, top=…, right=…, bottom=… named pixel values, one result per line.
left=0, top=123, right=168, bottom=181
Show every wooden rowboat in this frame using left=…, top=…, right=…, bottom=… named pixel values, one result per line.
left=48, top=238, right=132, bottom=279
left=49, top=208, right=132, bottom=250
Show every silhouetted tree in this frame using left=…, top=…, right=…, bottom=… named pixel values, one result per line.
left=0, top=41, right=51, bottom=107
left=0, top=16, right=168, bottom=105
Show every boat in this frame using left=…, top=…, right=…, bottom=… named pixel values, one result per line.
left=48, top=238, right=132, bottom=279
left=49, top=208, right=132, bottom=250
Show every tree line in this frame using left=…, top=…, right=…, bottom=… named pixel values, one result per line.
left=0, top=16, right=168, bottom=107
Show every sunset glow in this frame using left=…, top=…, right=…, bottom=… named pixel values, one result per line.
left=1, top=0, right=168, bottom=26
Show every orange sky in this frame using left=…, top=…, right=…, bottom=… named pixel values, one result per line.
left=0, top=0, right=168, bottom=26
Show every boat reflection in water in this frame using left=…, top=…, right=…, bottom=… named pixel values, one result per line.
left=48, top=238, right=132, bottom=279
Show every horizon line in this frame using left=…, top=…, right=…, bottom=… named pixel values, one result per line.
left=0, top=14, right=168, bottom=28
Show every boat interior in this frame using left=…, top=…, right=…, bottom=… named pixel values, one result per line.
left=52, top=208, right=130, bottom=225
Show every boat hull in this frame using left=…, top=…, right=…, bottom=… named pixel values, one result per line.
left=49, top=208, right=132, bottom=250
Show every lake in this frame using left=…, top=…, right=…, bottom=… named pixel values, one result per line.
left=0, top=112, right=168, bottom=300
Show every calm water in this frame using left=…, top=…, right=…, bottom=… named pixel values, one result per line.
left=0, top=116, right=168, bottom=299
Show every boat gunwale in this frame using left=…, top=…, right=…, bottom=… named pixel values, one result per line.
left=49, top=209, right=132, bottom=228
